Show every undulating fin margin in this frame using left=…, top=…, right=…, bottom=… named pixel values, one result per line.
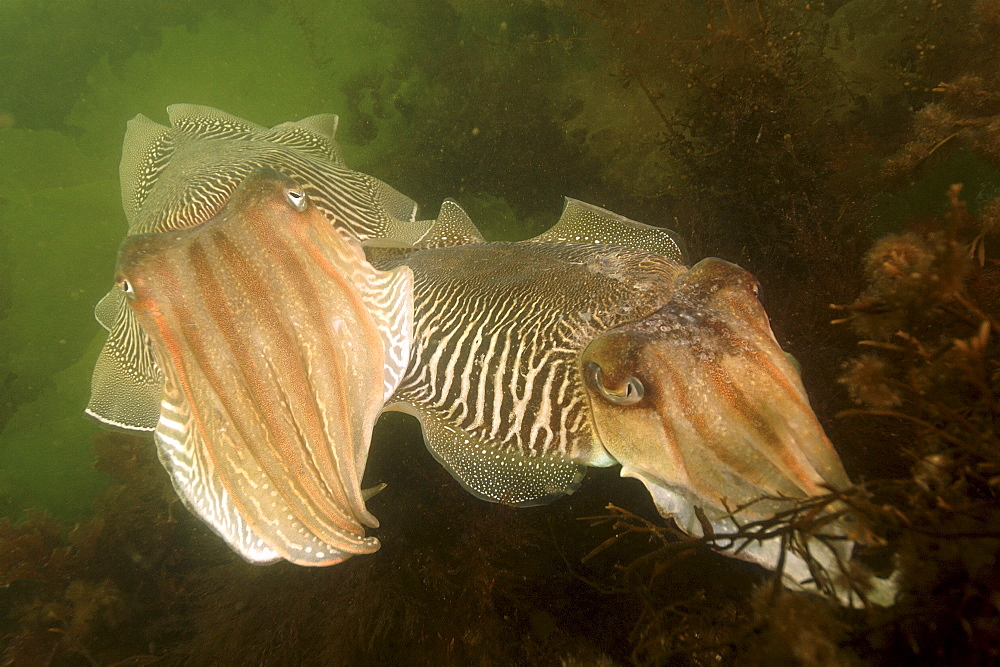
left=120, top=104, right=348, bottom=232
left=410, top=199, right=486, bottom=248
left=85, top=287, right=162, bottom=431
left=530, top=198, right=687, bottom=263
left=394, top=197, right=686, bottom=260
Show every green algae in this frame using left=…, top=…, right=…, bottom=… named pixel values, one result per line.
left=0, top=129, right=120, bottom=518
left=63, top=7, right=412, bottom=170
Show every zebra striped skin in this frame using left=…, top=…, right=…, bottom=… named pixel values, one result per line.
left=121, top=104, right=422, bottom=240
left=375, top=225, right=686, bottom=505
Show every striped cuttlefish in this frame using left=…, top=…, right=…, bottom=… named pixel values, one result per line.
left=87, top=106, right=895, bottom=606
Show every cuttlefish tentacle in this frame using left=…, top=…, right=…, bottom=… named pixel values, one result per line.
left=116, top=168, right=412, bottom=565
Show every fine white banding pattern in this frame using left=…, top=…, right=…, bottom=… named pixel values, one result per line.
left=388, top=242, right=683, bottom=465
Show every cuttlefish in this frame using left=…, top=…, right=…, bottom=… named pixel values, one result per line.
left=107, top=168, right=412, bottom=564
left=86, top=106, right=889, bottom=602
left=374, top=200, right=892, bottom=603
left=87, top=105, right=428, bottom=433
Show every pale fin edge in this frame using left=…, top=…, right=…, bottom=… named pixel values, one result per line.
left=166, top=103, right=266, bottom=132
left=86, top=299, right=162, bottom=432
left=416, top=199, right=486, bottom=248
left=267, top=113, right=345, bottom=166
left=93, top=288, right=121, bottom=333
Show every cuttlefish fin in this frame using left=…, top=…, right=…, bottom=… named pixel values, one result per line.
left=365, top=199, right=482, bottom=253
left=530, top=198, right=687, bottom=263
left=86, top=289, right=162, bottom=432
left=275, top=103, right=422, bottom=229
left=418, top=199, right=486, bottom=248
left=376, top=181, right=422, bottom=229
left=122, top=104, right=424, bottom=243
left=154, top=375, right=378, bottom=566
left=385, top=401, right=586, bottom=506
left=167, top=104, right=427, bottom=227
left=166, top=103, right=266, bottom=133
left=289, top=113, right=339, bottom=142
left=267, top=113, right=346, bottom=166
left=119, top=113, right=173, bottom=228
left=93, top=288, right=120, bottom=332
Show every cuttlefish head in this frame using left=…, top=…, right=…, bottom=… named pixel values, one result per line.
left=114, top=168, right=413, bottom=566
left=581, top=257, right=851, bottom=539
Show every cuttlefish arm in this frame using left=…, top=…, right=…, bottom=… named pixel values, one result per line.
left=114, top=169, right=412, bottom=565
left=581, top=257, right=856, bottom=591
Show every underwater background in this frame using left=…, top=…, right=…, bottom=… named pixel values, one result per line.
left=1, top=0, right=999, bottom=663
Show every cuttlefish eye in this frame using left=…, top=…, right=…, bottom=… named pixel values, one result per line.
left=285, top=188, right=308, bottom=212
left=586, top=362, right=644, bottom=405
left=118, top=277, right=135, bottom=300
